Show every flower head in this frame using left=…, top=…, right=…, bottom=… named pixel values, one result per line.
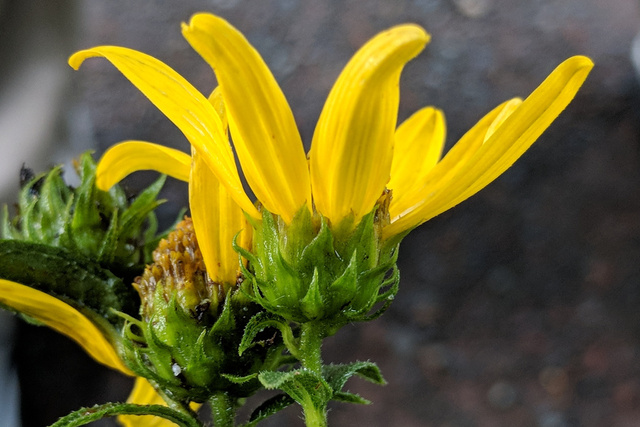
left=72, top=13, right=591, bottom=242
left=70, top=13, right=592, bottom=324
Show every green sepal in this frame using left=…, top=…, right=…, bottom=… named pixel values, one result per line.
left=300, top=268, right=323, bottom=320
left=327, top=250, right=358, bottom=312
left=245, top=394, right=295, bottom=426
left=69, top=155, right=103, bottom=254
left=244, top=205, right=401, bottom=325
left=0, top=239, right=139, bottom=325
left=360, top=263, right=400, bottom=322
left=122, top=289, right=290, bottom=403
left=258, top=369, right=332, bottom=409
left=209, top=291, right=236, bottom=334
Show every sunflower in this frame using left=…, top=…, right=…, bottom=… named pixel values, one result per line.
left=71, top=12, right=591, bottom=249
left=69, top=13, right=591, bottom=326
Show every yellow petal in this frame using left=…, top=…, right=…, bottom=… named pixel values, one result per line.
left=0, top=279, right=132, bottom=375
left=388, top=107, right=446, bottom=210
left=388, top=99, right=513, bottom=233
left=208, top=87, right=227, bottom=134
left=189, top=147, right=252, bottom=289
left=182, top=13, right=311, bottom=223
left=309, top=24, right=430, bottom=224
left=119, top=378, right=200, bottom=427
left=387, top=55, right=593, bottom=236
left=95, top=141, right=191, bottom=191
left=69, top=46, right=259, bottom=219
left=483, top=98, right=523, bottom=142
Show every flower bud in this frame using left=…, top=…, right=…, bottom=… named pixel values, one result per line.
left=2, top=152, right=166, bottom=281
left=134, top=217, right=221, bottom=320
left=124, top=217, right=284, bottom=402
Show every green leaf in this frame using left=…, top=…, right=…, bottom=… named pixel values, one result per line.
left=258, top=369, right=332, bottom=409
left=239, top=311, right=299, bottom=359
left=322, top=361, right=386, bottom=394
left=332, top=391, right=371, bottom=405
left=221, top=372, right=258, bottom=384
left=0, top=239, right=139, bottom=324
left=48, top=402, right=203, bottom=427
left=246, top=394, right=295, bottom=426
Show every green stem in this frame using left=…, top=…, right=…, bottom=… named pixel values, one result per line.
left=297, top=321, right=328, bottom=427
left=298, top=321, right=324, bottom=374
left=300, top=398, right=328, bottom=427
left=49, top=402, right=203, bottom=427
left=209, top=392, right=237, bottom=427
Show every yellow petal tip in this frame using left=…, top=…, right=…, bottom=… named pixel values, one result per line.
left=68, top=49, right=95, bottom=70
left=380, top=23, right=431, bottom=55
left=182, top=13, right=222, bottom=35
left=559, top=55, right=594, bottom=79
left=95, top=175, right=111, bottom=192
left=570, top=55, right=595, bottom=69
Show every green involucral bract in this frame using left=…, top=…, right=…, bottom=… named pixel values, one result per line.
left=238, top=194, right=400, bottom=328
left=121, top=219, right=287, bottom=403
left=122, top=289, right=285, bottom=403
left=2, top=152, right=170, bottom=282
left=0, top=152, right=176, bottom=353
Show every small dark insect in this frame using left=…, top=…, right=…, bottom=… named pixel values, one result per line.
left=20, top=164, right=47, bottom=198
left=19, top=164, right=35, bottom=186
left=264, top=331, right=277, bottom=346
left=193, top=300, right=211, bottom=322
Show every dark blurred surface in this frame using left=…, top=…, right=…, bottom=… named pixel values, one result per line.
left=5, top=0, right=640, bottom=426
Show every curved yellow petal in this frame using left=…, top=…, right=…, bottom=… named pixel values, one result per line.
left=119, top=378, right=200, bottom=427
left=208, top=87, right=227, bottom=133
left=483, top=98, right=523, bottom=142
left=95, top=141, right=191, bottom=191
left=309, top=24, right=430, bottom=224
left=387, top=55, right=593, bottom=236
left=387, top=98, right=520, bottom=235
left=0, top=279, right=132, bottom=375
left=69, top=46, right=259, bottom=219
left=189, top=147, right=252, bottom=289
left=388, top=107, right=446, bottom=209
left=182, top=13, right=310, bottom=223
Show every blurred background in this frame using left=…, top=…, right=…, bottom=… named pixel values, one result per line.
left=1, top=0, right=639, bottom=426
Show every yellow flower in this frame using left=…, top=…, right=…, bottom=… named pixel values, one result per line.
left=70, top=13, right=592, bottom=248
